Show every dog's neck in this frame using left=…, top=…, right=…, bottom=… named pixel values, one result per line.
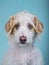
left=9, top=43, right=34, bottom=53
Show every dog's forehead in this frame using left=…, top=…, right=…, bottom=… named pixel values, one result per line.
left=14, top=12, right=35, bottom=24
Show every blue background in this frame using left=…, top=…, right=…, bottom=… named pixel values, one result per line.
left=0, top=0, right=49, bottom=65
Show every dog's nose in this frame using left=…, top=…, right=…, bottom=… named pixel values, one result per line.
left=19, top=36, right=27, bottom=44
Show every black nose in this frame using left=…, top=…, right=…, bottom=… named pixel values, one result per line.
left=19, top=36, right=27, bottom=44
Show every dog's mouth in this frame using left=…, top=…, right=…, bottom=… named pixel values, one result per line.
left=19, top=35, right=27, bottom=44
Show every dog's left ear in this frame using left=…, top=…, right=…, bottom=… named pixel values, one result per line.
left=33, top=16, right=43, bottom=34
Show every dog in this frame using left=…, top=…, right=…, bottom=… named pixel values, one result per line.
left=2, top=11, right=44, bottom=65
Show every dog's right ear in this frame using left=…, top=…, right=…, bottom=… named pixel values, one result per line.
left=5, top=16, right=15, bottom=34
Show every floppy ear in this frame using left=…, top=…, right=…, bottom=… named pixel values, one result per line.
left=5, top=16, right=15, bottom=34
left=33, top=16, right=43, bottom=34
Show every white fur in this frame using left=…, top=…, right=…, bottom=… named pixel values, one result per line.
left=2, top=11, right=44, bottom=65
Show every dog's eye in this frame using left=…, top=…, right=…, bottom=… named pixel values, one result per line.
left=28, top=23, right=33, bottom=30
left=14, top=23, right=20, bottom=30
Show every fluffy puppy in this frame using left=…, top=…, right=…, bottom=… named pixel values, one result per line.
left=2, top=11, right=44, bottom=65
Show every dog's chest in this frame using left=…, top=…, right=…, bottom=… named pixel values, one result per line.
left=15, top=50, right=32, bottom=65
left=8, top=49, right=33, bottom=65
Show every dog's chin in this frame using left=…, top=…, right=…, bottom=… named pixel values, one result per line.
left=17, top=41, right=32, bottom=47
left=15, top=41, right=28, bottom=47
left=20, top=42, right=26, bottom=45
left=19, top=42, right=27, bottom=46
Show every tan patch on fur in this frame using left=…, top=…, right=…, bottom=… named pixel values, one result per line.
left=33, top=17, right=43, bottom=34
left=5, top=16, right=15, bottom=34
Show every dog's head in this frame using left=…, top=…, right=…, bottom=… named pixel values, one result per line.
left=5, top=11, right=43, bottom=47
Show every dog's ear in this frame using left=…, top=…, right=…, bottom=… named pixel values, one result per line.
left=5, top=16, right=15, bottom=34
left=33, top=16, right=43, bottom=34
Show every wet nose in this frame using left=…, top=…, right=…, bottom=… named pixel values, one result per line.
left=19, top=36, right=27, bottom=44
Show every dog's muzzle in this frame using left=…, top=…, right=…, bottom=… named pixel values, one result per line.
left=19, top=35, right=27, bottom=44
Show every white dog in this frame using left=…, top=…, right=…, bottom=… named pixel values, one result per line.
left=2, top=11, right=44, bottom=65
